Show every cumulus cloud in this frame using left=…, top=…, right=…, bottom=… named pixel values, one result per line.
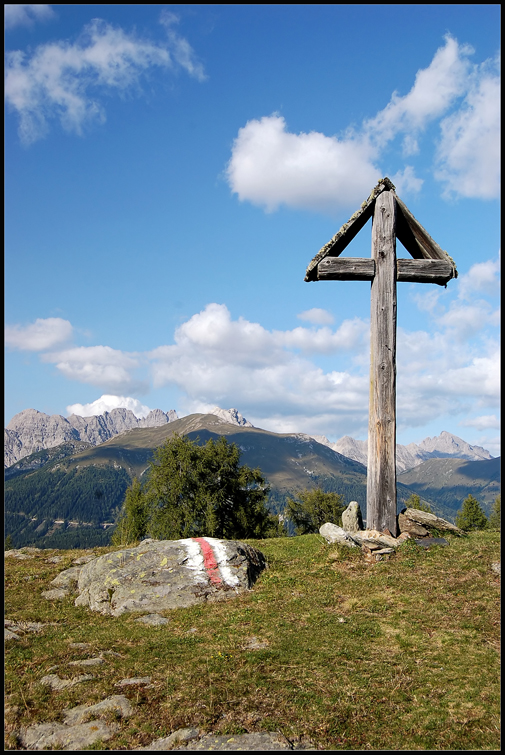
left=226, top=114, right=380, bottom=213
left=297, top=308, right=334, bottom=326
left=435, top=58, right=500, bottom=199
left=226, top=35, right=499, bottom=212
left=42, top=345, right=146, bottom=393
left=67, top=394, right=153, bottom=418
left=5, top=13, right=205, bottom=144
left=4, top=4, right=55, bottom=30
left=459, top=414, right=500, bottom=431
left=364, top=35, right=473, bottom=147
left=5, top=317, right=73, bottom=351
left=457, top=255, right=500, bottom=300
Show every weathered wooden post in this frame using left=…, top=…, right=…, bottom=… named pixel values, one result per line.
left=304, top=177, right=457, bottom=536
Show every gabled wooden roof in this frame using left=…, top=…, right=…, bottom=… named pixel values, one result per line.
left=304, top=177, right=457, bottom=282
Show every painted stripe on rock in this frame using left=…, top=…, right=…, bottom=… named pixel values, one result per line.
left=192, top=537, right=222, bottom=585
left=179, top=538, right=207, bottom=583
left=202, top=538, right=240, bottom=587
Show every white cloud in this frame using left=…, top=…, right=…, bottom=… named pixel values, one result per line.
left=226, top=114, right=380, bottom=213
left=5, top=317, right=73, bottom=351
left=456, top=256, right=500, bottom=300
left=364, top=35, right=473, bottom=147
left=4, top=4, right=55, bottom=30
left=5, top=14, right=205, bottom=144
left=459, top=414, right=500, bottom=431
left=42, top=345, right=146, bottom=393
left=435, top=58, right=500, bottom=199
left=67, top=394, right=153, bottom=419
left=297, top=308, right=334, bottom=326
left=226, top=35, right=499, bottom=212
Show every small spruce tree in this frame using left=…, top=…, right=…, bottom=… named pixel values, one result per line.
left=488, top=494, right=501, bottom=530
left=455, top=494, right=488, bottom=532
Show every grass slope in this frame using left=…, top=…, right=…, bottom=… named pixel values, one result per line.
left=5, top=531, right=500, bottom=751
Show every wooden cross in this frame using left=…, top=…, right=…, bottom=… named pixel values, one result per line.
left=304, top=177, right=457, bottom=537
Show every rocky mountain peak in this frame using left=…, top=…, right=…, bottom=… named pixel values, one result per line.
left=5, top=407, right=179, bottom=468
left=209, top=407, right=254, bottom=427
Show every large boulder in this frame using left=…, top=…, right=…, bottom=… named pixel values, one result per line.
left=319, top=523, right=359, bottom=547
left=74, top=538, right=266, bottom=617
left=401, top=508, right=463, bottom=535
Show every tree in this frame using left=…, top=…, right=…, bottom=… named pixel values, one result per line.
left=112, top=477, right=150, bottom=546
left=285, top=488, right=346, bottom=535
left=404, top=493, right=432, bottom=513
left=455, top=495, right=488, bottom=531
left=113, top=434, right=274, bottom=544
left=488, top=494, right=501, bottom=530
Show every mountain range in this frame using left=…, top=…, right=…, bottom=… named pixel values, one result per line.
left=4, top=406, right=493, bottom=472
left=4, top=408, right=500, bottom=551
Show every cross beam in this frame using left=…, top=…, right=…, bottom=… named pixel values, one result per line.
left=304, top=179, right=457, bottom=536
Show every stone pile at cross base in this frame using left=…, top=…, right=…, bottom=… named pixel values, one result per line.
left=320, top=503, right=464, bottom=560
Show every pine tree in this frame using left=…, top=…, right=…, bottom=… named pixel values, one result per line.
left=112, top=477, right=149, bottom=546
left=404, top=493, right=432, bottom=513
left=285, top=488, right=345, bottom=535
left=113, top=434, right=274, bottom=543
left=455, top=495, right=488, bottom=531
left=488, top=494, right=501, bottom=530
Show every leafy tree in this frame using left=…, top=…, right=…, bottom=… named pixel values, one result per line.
left=404, top=493, right=432, bottom=513
left=113, top=434, right=274, bottom=544
left=285, top=488, right=345, bottom=535
left=455, top=495, right=488, bottom=531
left=488, top=494, right=501, bottom=530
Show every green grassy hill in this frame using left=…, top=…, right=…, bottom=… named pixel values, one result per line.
left=4, top=531, right=501, bottom=751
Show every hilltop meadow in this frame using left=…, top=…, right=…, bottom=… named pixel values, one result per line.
left=5, top=529, right=500, bottom=751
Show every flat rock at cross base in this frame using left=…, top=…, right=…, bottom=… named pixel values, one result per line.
left=74, top=538, right=267, bottom=616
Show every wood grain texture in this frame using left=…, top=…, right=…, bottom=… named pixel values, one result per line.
left=317, top=258, right=375, bottom=281
left=396, top=258, right=455, bottom=285
left=367, top=190, right=398, bottom=536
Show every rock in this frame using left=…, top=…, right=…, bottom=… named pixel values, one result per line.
left=5, top=628, right=21, bottom=640
left=74, top=538, right=267, bottom=617
left=319, top=523, right=359, bottom=547
left=62, top=695, right=133, bottom=726
left=39, top=674, right=94, bottom=691
left=134, top=727, right=200, bottom=751
left=243, top=636, right=269, bottom=650
left=18, top=720, right=118, bottom=750
left=68, top=657, right=105, bottom=667
left=341, top=501, right=364, bottom=532
left=398, top=512, right=430, bottom=537
left=72, top=554, right=97, bottom=565
left=351, top=529, right=399, bottom=549
left=50, top=565, right=83, bottom=590
left=41, top=588, right=69, bottom=600
left=414, top=537, right=449, bottom=549
left=135, top=613, right=170, bottom=626
left=173, top=731, right=315, bottom=750
left=491, top=562, right=500, bottom=575
left=402, top=508, right=463, bottom=535
left=116, top=677, right=152, bottom=687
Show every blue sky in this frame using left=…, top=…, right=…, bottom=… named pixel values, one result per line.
left=5, top=4, right=500, bottom=455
